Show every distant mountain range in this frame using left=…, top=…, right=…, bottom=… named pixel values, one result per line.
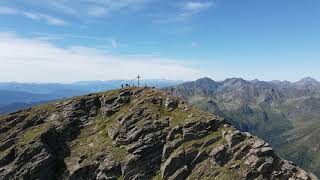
left=0, top=79, right=183, bottom=114
left=166, top=77, right=320, bottom=177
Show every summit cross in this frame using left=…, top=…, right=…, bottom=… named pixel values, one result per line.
left=136, top=74, right=141, bottom=87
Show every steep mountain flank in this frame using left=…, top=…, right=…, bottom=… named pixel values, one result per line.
left=166, top=77, right=320, bottom=177
left=0, top=88, right=317, bottom=179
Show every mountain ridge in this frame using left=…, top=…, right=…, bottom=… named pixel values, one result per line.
left=0, top=80, right=183, bottom=115
left=0, top=87, right=317, bottom=179
left=166, top=77, right=320, bottom=177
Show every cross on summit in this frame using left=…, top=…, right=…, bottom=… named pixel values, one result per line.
left=136, top=74, right=141, bottom=87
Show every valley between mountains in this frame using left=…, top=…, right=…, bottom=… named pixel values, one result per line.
left=167, top=77, right=320, bottom=177
left=0, top=87, right=317, bottom=179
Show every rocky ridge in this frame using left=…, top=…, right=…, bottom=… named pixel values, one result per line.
left=0, top=87, right=317, bottom=179
left=166, top=77, right=320, bottom=176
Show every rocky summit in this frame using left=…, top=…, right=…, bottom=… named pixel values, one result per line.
left=0, top=87, right=317, bottom=180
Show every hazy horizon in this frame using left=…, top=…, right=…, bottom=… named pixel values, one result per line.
left=0, top=76, right=318, bottom=84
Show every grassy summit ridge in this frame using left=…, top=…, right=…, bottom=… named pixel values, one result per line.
left=0, top=87, right=317, bottom=179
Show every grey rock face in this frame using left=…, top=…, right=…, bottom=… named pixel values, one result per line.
left=165, top=97, right=179, bottom=111
left=0, top=88, right=317, bottom=180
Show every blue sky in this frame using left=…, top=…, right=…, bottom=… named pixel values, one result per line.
left=0, top=0, right=319, bottom=82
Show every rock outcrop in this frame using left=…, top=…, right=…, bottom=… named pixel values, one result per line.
left=0, top=87, right=317, bottom=179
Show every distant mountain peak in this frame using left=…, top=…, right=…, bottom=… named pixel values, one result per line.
left=251, top=79, right=260, bottom=83
left=223, top=77, right=249, bottom=86
left=224, top=77, right=247, bottom=82
left=295, top=77, right=319, bottom=86
left=193, top=77, right=219, bottom=87
left=195, top=77, right=215, bottom=82
left=299, top=77, right=318, bottom=82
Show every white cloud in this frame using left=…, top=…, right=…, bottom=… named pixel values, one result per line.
left=87, top=0, right=150, bottom=10
left=87, top=6, right=107, bottom=17
left=22, top=12, right=39, bottom=19
left=48, top=1, right=78, bottom=16
left=31, top=32, right=111, bottom=41
left=184, top=2, right=214, bottom=12
left=0, top=32, right=203, bottom=82
left=40, top=14, right=67, bottom=25
left=179, top=1, right=214, bottom=18
left=23, top=12, right=67, bottom=25
left=0, top=7, right=67, bottom=26
left=152, top=1, right=214, bottom=23
left=36, top=0, right=154, bottom=18
left=30, top=33, right=121, bottom=50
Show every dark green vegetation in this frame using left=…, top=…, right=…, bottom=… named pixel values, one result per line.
left=0, top=88, right=316, bottom=179
left=167, top=77, right=320, bottom=177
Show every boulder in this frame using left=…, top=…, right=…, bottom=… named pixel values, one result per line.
left=165, top=97, right=179, bottom=111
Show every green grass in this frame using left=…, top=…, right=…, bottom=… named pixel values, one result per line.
left=160, top=107, right=188, bottom=127
left=17, top=123, right=49, bottom=145
left=187, top=158, right=243, bottom=180
left=66, top=111, right=127, bottom=166
left=153, top=173, right=162, bottom=180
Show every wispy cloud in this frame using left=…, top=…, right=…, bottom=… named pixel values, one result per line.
left=183, top=1, right=214, bottom=12
left=0, top=7, right=67, bottom=25
left=2, top=1, right=214, bottom=26
left=23, top=12, right=67, bottom=25
left=31, top=32, right=110, bottom=41
left=152, top=1, right=215, bottom=23
left=31, top=32, right=120, bottom=50
left=36, top=0, right=154, bottom=18
left=48, top=1, right=78, bottom=16
left=178, top=1, right=214, bottom=19
left=0, top=32, right=202, bottom=82
left=87, top=6, right=107, bottom=17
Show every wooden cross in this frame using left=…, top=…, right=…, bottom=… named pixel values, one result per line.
left=136, top=74, right=141, bottom=87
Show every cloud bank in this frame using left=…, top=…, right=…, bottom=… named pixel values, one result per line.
left=0, top=32, right=202, bottom=83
